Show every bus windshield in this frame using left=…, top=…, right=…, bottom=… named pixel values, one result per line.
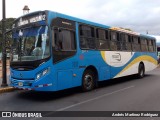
left=11, top=26, right=50, bottom=62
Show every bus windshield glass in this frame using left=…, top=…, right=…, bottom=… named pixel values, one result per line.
left=11, top=26, right=50, bottom=62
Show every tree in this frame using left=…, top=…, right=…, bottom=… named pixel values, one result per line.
left=0, top=18, right=15, bottom=52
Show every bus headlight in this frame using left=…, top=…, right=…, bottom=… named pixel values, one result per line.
left=36, top=68, right=50, bottom=80
left=36, top=73, right=41, bottom=80
left=42, top=69, right=48, bottom=76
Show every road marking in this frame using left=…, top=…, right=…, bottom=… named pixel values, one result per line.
left=30, top=85, right=135, bottom=120
left=57, top=85, right=135, bottom=111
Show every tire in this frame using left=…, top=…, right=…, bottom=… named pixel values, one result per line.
left=82, top=70, right=96, bottom=92
left=138, top=63, right=145, bottom=78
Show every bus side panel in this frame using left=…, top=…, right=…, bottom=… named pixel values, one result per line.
left=57, top=70, right=73, bottom=90
left=100, top=51, right=157, bottom=79
left=53, top=54, right=84, bottom=90
left=114, top=52, right=157, bottom=78
left=101, top=51, right=136, bottom=79
left=112, top=52, right=140, bottom=78
left=78, top=51, right=111, bottom=81
left=99, top=67, right=110, bottom=81
left=72, top=69, right=85, bottom=87
left=144, top=52, right=157, bottom=72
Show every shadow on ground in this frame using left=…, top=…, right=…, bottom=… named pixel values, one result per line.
left=17, top=74, right=153, bottom=102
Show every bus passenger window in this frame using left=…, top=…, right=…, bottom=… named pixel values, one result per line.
left=54, top=29, right=61, bottom=50
left=148, top=40, right=154, bottom=52
left=116, top=32, right=121, bottom=50
left=52, top=27, right=76, bottom=63
left=153, top=40, right=156, bottom=52
left=112, top=32, right=116, bottom=41
left=96, top=29, right=110, bottom=50
left=106, top=30, right=109, bottom=39
left=141, top=38, right=148, bottom=52
left=79, top=25, right=96, bottom=49
left=125, top=34, right=132, bottom=51
left=110, top=31, right=117, bottom=51
left=132, top=36, right=140, bottom=51
left=148, top=39, right=156, bottom=52
left=54, top=28, right=76, bottom=51
left=121, top=33, right=127, bottom=51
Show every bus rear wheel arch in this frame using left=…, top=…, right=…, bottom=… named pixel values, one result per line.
left=137, top=62, right=145, bottom=78
left=82, top=67, right=98, bottom=92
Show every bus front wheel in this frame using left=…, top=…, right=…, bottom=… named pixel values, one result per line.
left=138, top=63, right=145, bottom=78
left=82, top=70, right=95, bottom=92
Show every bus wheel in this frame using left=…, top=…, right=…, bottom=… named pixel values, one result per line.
left=82, top=70, right=95, bottom=92
left=138, top=63, right=145, bottom=78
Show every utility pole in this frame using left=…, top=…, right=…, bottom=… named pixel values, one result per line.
left=1, top=0, right=8, bottom=87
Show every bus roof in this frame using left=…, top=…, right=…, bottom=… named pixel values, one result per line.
left=15, top=10, right=156, bottom=40
left=48, top=10, right=111, bottom=29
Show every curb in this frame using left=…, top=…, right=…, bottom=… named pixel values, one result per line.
left=0, top=87, right=17, bottom=94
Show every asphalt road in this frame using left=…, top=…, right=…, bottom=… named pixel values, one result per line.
left=1, top=68, right=160, bottom=120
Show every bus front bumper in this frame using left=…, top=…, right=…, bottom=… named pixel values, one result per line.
left=10, top=77, right=54, bottom=91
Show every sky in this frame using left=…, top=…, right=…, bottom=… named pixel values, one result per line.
left=0, top=0, right=160, bottom=41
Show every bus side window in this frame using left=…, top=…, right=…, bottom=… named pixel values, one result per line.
left=59, top=30, right=75, bottom=51
left=110, top=31, right=117, bottom=51
left=140, top=37, right=144, bottom=51
left=79, top=25, right=95, bottom=49
left=116, top=32, right=121, bottom=50
left=141, top=38, right=148, bottom=52
left=125, top=34, right=132, bottom=51
left=132, top=36, right=140, bottom=51
left=127, top=34, right=133, bottom=51
left=96, top=28, right=110, bottom=50
left=120, top=33, right=126, bottom=51
left=153, top=39, right=156, bottom=52
left=148, top=39, right=154, bottom=52
left=54, top=28, right=76, bottom=51
left=52, top=27, right=76, bottom=63
left=53, top=28, right=60, bottom=50
left=149, top=39, right=156, bottom=52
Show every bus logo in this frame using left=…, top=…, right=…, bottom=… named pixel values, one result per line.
left=112, top=53, right=121, bottom=61
left=20, top=73, right=23, bottom=78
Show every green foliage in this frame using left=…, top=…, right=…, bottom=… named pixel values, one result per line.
left=0, top=18, right=15, bottom=52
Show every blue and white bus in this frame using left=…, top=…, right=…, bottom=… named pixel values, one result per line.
left=10, top=10, right=157, bottom=91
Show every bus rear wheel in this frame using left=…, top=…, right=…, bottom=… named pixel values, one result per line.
left=138, top=63, right=145, bottom=78
left=82, top=70, right=95, bottom=92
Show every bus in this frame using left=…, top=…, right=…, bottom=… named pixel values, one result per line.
left=157, top=44, right=160, bottom=56
left=10, top=10, right=157, bottom=91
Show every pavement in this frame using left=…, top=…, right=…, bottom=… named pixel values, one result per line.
left=0, top=60, right=17, bottom=94
left=0, top=77, right=16, bottom=94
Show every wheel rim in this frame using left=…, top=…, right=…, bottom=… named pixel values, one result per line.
left=84, top=74, right=93, bottom=90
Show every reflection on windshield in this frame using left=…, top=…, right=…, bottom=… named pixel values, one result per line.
left=11, top=26, right=50, bottom=62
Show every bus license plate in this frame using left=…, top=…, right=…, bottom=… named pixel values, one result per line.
left=18, top=82, right=23, bottom=87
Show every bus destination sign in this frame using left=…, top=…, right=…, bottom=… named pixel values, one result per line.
left=13, top=13, right=46, bottom=28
